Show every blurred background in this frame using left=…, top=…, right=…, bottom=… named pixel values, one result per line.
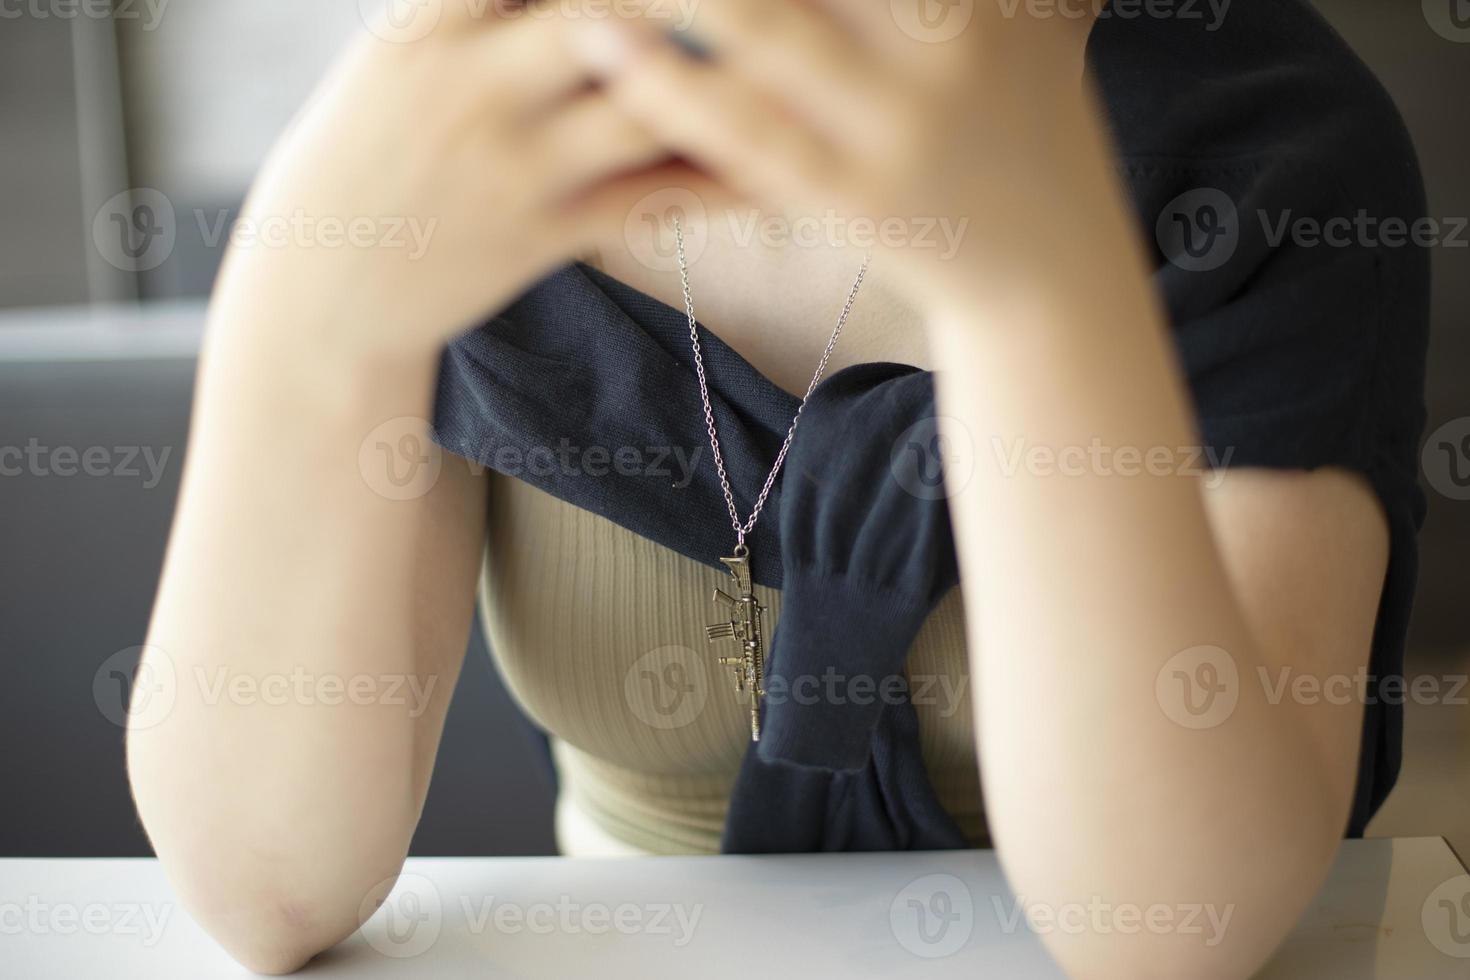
left=0, top=1, right=1465, bottom=860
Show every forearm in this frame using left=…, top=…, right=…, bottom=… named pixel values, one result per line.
left=127, top=280, right=469, bottom=972
left=927, top=125, right=1349, bottom=979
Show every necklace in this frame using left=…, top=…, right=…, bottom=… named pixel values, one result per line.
left=672, top=216, right=872, bottom=742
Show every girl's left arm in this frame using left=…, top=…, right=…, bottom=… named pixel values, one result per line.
left=568, top=5, right=1390, bottom=977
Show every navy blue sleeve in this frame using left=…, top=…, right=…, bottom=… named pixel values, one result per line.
left=1093, top=0, right=1431, bottom=834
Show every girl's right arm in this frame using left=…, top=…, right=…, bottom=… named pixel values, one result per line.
left=125, top=11, right=674, bottom=973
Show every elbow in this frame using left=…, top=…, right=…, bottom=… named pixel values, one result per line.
left=216, top=929, right=326, bottom=976
left=149, top=855, right=375, bottom=977
left=1041, top=930, right=1285, bottom=980
left=1027, top=856, right=1327, bottom=980
left=184, top=890, right=362, bottom=977
left=220, top=944, right=316, bottom=977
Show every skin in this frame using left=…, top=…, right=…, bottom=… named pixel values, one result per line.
left=128, top=3, right=1391, bottom=978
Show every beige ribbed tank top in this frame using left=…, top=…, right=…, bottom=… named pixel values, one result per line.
left=477, top=470, right=988, bottom=855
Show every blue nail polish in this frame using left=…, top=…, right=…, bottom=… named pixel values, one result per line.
left=668, top=28, right=713, bottom=61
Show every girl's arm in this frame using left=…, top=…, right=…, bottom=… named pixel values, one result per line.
left=127, top=9, right=680, bottom=972
left=571, top=6, right=1392, bottom=977
left=128, top=335, right=487, bottom=975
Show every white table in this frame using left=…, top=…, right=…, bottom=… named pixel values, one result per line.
left=3, top=838, right=1467, bottom=978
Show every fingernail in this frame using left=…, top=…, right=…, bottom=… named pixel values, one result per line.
left=569, top=18, right=641, bottom=75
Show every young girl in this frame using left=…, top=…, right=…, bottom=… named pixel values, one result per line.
left=127, top=2, right=1428, bottom=977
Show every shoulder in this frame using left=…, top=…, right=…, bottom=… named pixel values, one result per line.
left=1089, top=0, right=1426, bottom=222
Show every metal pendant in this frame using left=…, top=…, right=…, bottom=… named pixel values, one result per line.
left=705, top=550, right=766, bottom=742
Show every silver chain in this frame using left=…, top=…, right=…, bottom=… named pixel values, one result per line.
left=672, top=216, right=872, bottom=556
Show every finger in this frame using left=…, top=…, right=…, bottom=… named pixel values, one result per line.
left=568, top=21, right=842, bottom=206
left=616, top=0, right=900, bottom=138
left=458, top=12, right=600, bottom=114
left=555, top=161, right=741, bottom=232
left=529, top=91, right=670, bottom=201
left=805, top=0, right=953, bottom=63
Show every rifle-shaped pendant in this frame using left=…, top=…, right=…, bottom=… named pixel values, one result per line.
left=705, top=550, right=766, bottom=742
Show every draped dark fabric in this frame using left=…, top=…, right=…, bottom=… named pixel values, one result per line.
left=432, top=0, right=1429, bottom=851
left=433, top=262, right=968, bottom=851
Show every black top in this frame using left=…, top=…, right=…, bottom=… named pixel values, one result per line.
left=432, top=0, right=1430, bottom=849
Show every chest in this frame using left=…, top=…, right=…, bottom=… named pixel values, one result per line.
left=476, top=472, right=977, bottom=778
left=586, top=220, right=933, bottom=398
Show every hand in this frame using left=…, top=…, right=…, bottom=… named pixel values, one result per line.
left=566, top=1, right=1129, bottom=317
left=212, top=3, right=703, bottom=357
